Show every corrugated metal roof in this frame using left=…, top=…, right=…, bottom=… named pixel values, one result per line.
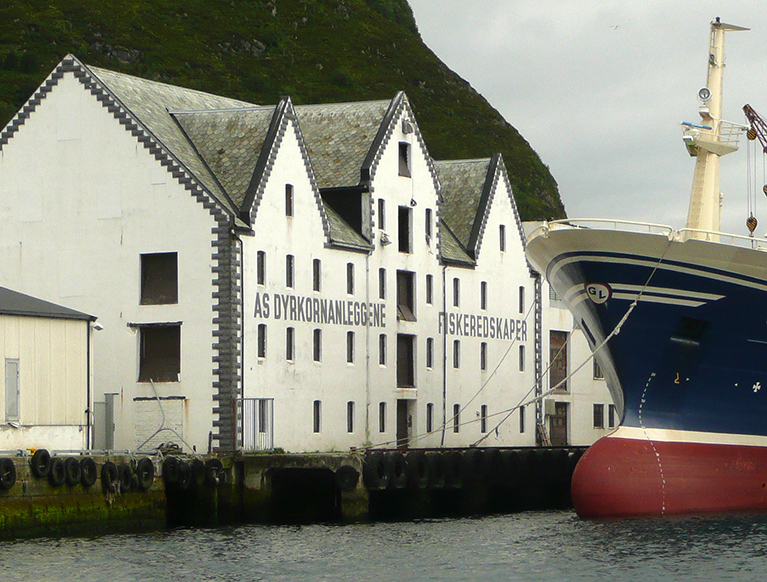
left=0, top=287, right=95, bottom=321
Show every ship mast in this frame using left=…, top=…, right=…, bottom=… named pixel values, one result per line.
left=682, top=18, right=748, bottom=234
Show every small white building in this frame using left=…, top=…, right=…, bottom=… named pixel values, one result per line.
left=0, top=286, right=95, bottom=450
left=0, top=55, right=612, bottom=452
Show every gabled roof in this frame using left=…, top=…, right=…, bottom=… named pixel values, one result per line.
left=294, top=98, right=393, bottom=189
left=439, top=220, right=475, bottom=266
left=0, top=287, right=95, bottom=321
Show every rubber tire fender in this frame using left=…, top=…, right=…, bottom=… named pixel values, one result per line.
left=101, top=461, right=118, bottom=492
left=405, top=451, right=428, bottom=490
left=48, top=457, right=66, bottom=487
left=0, top=458, right=16, bottom=491
left=362, top=452, right=389, bottom=490
left=335, top=465, right=360, bottom=492
left=136, top=457, right=155, bottom=491
left=204, top=458, right=223, bottom=486
left=425, top=452, right=446, bottom=489
left=64, top=457, right=81, bottom=487
left=162, top=456, right=180, bottom=486
left=191, top=458, right=205, bottom=485
left=30, top=449, right=51, bottom=479
left=79, top=457, right=98, bottom=488
left=117, top=463, right=133, bottom=492
left=386, top=452, right=407, bottom=489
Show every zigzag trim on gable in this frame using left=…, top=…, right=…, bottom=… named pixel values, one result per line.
left=244, top=98, right=331, bottom=242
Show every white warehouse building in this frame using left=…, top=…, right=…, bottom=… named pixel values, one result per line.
left=0, top=55, right=614, bottom=453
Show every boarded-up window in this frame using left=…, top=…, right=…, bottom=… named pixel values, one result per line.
left=550, top=331, right=568, bottom=391
left=4, top=359, right=19, bottom=422
left=396, top=334, right=415, bottom=387
left=140, top=252, right=178, bottom=305
left=133, top=396, right=185, bottom=450
left=397, top=270, right=416, bottom=321
left=139, top=324, right=180, bottom=382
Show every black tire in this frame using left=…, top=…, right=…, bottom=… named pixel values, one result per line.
left=117, top=463, right=133, bottom=492
left=0, top=458, right=16, bottom=491
left=204, top=458, right=223, bottom=486
left=405, top=451, right=428, bottom=489
left=136, top=457, right=155, bottom=491
left=162, top=456, right=180, bottom=486
left=80, top=457, right=98, bottom=488
left=30, top=449, right=51, bottom=479
left=425, top=452, right=446, bottom=489
left=101, top=461, right=118, bottom=492
left=362, top=452, right=389, bottom=490
left=48, top=457, right=66, bottom=487
left=482, top=448, right=503, bottom=487
left=386, top=452, right=407, bottom=489
left=191, top=458, right=205, bottom=484
left=335, top=465, right=360, bottom=492
left=443, top=451, right=463, bottom=488
left=177, top=459, right=192, bottom=490
left=461, top=448, right=484, bottom=483
left=64, top=457, right=81, bottom=487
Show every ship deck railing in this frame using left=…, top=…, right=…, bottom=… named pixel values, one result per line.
left=533, top=219, right=767, bottom=251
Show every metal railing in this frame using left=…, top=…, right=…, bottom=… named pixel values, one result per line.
left=237, top=397, right=274, bottom=452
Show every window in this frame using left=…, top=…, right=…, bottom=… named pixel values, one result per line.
left=519, top=345, right=525, bottom=372
left=285, top=184, right=294, bottom=217
left=426, top=403, right=434, bottom=433
left=499, top=224, right=506, bottom=252
left=257, top=251, right=266, bottom=286
left=608, top=404, right=617, bottom=428
left=593, top=404, right=605, bottom=429
left=379, top=334, right=387, bottom=366
left=313, top=329, right=322, bottom=362
left=347, top=331, right=355, bottom=364
left=4, top=359, right=19, bottom=422
left=347, top=401, right=355, bottom=433
left=139, top=324, right=181, bottom=382
left=425, top=274, right=433, bottom=305
left=313, top=259, right=321, bottom=292
left=426, top=337, right=434, bottom=369
left=452, top=277, right=460, bottom=307
left=396, top=334, right=415, bottom=387
left=396, top=270, right=416, bottom=321
left=313, top=400, right=322, bottom=433
left=398, top=206, right=412, bottom=253
left=378, top=199, right=386, bottom=230
left=398, top=142, right=411, bottom=177
left=286, top=255, right=294, bottom=288
left=480, top=281, right=487, bottom=311
left=286, top=327, right=295, bottom=361
left=379, top=402, right=386, bottom=433
left=453, top=340, right=461, bottom=369
left=480, top=405, right=488, bottom=433
left=519, top=405, right=525, bottom=433
left=480, top=342, right=488, bottom=371
left=519, top=286, right=525, bottom=314
left=453, top=404, right=460, bottom=433
left=140, top=252, right=178, bottom=305
left=550, top=331, right=569, bottom=391
left=593, top=359, right=604, bottom=380
left=347, top=263, right=355, bottom=295
left=425, top=208, right=432, bottom=241
left=379, top=268, right=386, bottom=299
left=257, top=324, right=267, bottom=359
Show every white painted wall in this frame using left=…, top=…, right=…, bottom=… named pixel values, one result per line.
left=0, top=72, right=219, bottom=452
left=0, top=314, right=89, bottom=450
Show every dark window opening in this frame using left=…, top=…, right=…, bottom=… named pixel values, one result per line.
left=139, top=324, right=180, bottom=382
left=480, top=405, right=488, bottom=433
left=313, top=400, right=321, bottom=433
left=480, top=342, right=488, bottom=371
left=453, top=404, right=460, bottom=433
left=550, top=331, right=568, bottom=390
left=426, top=337, right=434, bottom=369
left=426, top=274, right=433, bottom=305
left=140, top=252, right=178, bottom=305
left=499, top=224, right=506, bottom=252
left=258, top=324, right=267, bottom=358
left=481, top=281, right=487, bottom=310
left=257, top=251, right=266, bottom=286
left=347, top=263, right=355, bottom=295
left=379, top=334, right=387, bottom=366
left=396, top=334, right=415, bottom=388
left=285, top=184, right=294, bottom=217
left=398, top=142, right=411, bottom=177
left=398, top=206, right=412, bottom=253
left=593, top=404, right=604, bottom=429
left=347, top=401, right=355, bottom=433
left=425, top=208, right=432, bottom=242
left=286, top=327, right=295, bottom=361
left=608, top=404, right=617, bottom=428
left=347, top=331, right=355, bottom=364
left=286, top=255, right=294, bottom=288
left=378, top=199, right=386, bottom=230
left=519, top=405, right=525, bottom=433
left=313, top=259, right=321, bottom=292
left=397, top=270, right=416, bottom=321
left=426, top=402, right=434, bottom=433
left=313, top=329, right=322, bottom=362
left=379, top=402, right=386, bottom=433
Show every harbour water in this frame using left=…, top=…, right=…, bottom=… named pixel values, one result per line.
left=2, top=510, right=766, bottom=581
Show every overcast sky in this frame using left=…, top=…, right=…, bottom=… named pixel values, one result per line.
left=408, top=1, right=767, bottom=236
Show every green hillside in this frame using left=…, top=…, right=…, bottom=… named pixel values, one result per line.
left=0, top=0, right=565, bottom=220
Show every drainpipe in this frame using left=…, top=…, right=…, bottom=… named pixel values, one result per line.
left=440, top=264, right=447, bottom=446
left=233, top=229, right=245, bottom=452
left=86, top=322, right=92, bottom=450
left=365, top=252, right=371, bottom=446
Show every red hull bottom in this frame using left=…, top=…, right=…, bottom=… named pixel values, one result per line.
left=572, top=435, right=767, bottom=518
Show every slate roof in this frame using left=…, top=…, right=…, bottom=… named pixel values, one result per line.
left=295, top=99, right=392, bottom=189
left=87, top=65, right=254, bottom=216
left=172, top=107, right=276, bottom=208
left=439, top=221, right=474, bottom=266
left=435, top=158, right=492, bottom=252
left=0, top=287, right=95, bottom=321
